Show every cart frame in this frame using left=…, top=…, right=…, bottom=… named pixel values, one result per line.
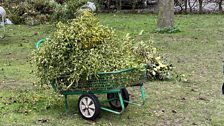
left=55, top=83, right=145, bottom=114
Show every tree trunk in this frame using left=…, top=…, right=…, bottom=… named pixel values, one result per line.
left=184, top=0, right=188, bottom=13
left=219, top=0, right=223, bottom=12
left=119, top=0, right=122, bottom=10
left=116, top=0, right=121, bottom=10
left=132, top=0, right=137, bottom=11
left=157, top=0, right=175, bottom=29
left=199, top=0, right=203, bottom=13
left=107, top=0, right=111, bottom=9
left=188, top=0, right=192, bottom=13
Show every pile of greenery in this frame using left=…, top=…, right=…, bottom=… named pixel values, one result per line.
left=34, top=11, right=146, bottom=90
left=34, top=11, right=173, bottom=90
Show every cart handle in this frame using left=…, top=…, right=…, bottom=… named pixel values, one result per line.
left=36, top=38, right=46, bottom=49
left=97, top=64, right=148, bottom=75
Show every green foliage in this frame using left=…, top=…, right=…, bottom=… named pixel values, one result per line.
left=33, top=12, right=174, bottom=90
left=33, top=11, right=146, bottom=90
left=133, top=41, right=173, bottom=80
left=3, top=0, right=91, bottom=24
left=49, top=1, right=70, bottom=22
left=51, top=0, right=97, bottom=22
left=66, top=0, right=89, bottom=18
left=5, top=0, right=53, bottom=25
left=6, top=2, right=31, bottom=24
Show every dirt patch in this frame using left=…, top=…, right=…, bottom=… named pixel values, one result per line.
left=0, top=80, right=35, bottom=90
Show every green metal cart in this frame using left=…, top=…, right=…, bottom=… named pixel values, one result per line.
left=36, top=39, right=146, bottom=120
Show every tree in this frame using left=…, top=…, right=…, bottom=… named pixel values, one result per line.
left=198, top=0, right=203, bottom=13
left=157, top=0, right=175, bottom=29
left=132, top=0, right=138, bottom=11
left=218, top=0, right=223, bottom=12
left=116, top=0, right=122, bottom=10
left=184, top=0, right=188, bottom=13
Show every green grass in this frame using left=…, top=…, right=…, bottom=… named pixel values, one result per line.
left=0, top=14, right=224, bottom=125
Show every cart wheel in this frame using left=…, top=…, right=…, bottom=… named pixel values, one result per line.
left=107, top=88, right=129, bottom=110
left=78, top=94, right=100, bottom=120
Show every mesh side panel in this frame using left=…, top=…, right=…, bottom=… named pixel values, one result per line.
left=52, top=68, right=146, bottom=91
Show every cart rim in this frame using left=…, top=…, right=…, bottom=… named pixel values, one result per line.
left=109, top=94, right=122, bottom=108
left=79, top=96, right=96, bottom=118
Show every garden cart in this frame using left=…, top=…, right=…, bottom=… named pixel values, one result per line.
left=36, top=39, right=147, bottom=120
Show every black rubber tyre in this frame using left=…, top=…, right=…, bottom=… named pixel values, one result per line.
left=107, top=88, right=129, bottom=110
left=78, top=94, right=100, bottom=120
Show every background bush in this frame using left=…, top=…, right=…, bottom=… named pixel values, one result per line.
left=1, top=0, right=95, bottom=24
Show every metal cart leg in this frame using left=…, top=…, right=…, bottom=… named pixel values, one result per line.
left=118, top=92, right=125, bottom=111
left=100, top=91, right=125, bottom=115
left=123, top=84, right=146, bottom=106
left=140, top=85, right=146, bottom=105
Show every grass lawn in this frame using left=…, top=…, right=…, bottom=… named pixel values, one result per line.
left=0, top=14, right=224, bottom=125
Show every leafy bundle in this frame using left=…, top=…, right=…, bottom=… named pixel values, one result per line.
left=34, top=11, right=145, bottom=90
left=133, top=41, right=173, bottom=80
